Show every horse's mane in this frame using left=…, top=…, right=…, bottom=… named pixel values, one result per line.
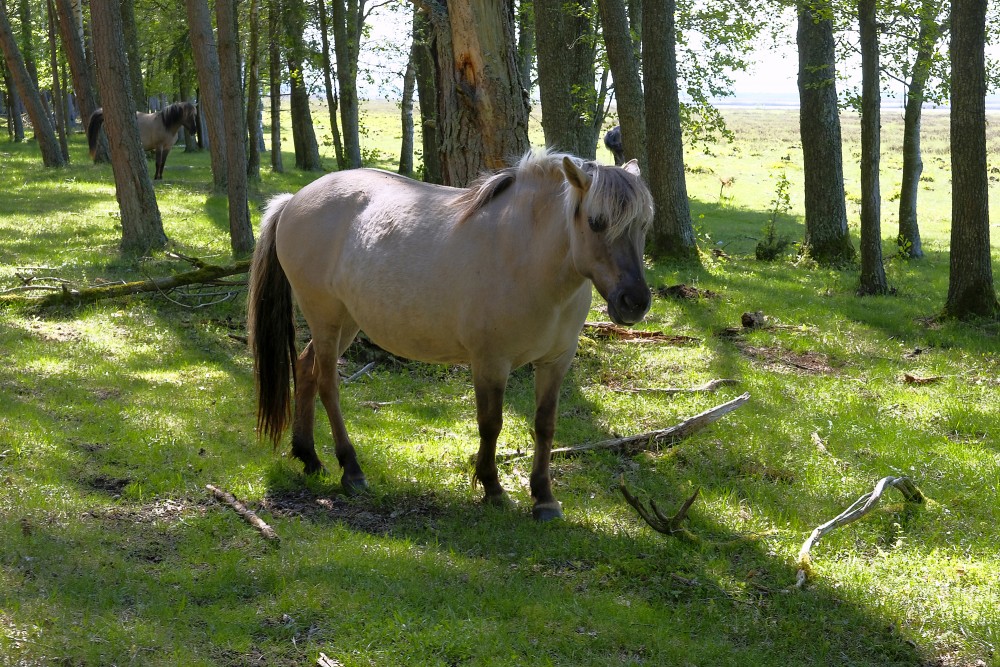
left=159, top=101, right=195, bottom=128
left=454, top=149, right=653, bottom=241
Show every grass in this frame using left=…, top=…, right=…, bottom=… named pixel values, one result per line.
left=0, top=104, right=999, bottom=666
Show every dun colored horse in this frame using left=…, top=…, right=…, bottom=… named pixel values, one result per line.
left=88, top=101, right=198, bottom=179
left=248, top=150, right=654, bottom=520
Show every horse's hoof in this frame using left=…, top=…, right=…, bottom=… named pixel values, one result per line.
left=483, top=492, right=515, bottom=509
left=341, top=474, right=369, bottom=496
left=302, top=460, right=326, bottom=476
left=532, top=501, right=563, bottom=522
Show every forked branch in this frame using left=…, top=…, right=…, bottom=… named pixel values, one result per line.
left=794, top=476, right=924, bottom=589
left=619, top=479, right=701, bottom=542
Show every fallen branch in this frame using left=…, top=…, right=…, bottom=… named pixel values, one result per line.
left=206, top=484, right=280, bottom=543
left=3, top=258, right=250, bottom=308
left=618, top=378, right=739, bottom=395
left=583, top=321, right=699, bottom=345
left=620, top=479, right=700, bottom=542
left=496, top=392, right=750, bottom=463
left=793, top=476, right=924, bottom=589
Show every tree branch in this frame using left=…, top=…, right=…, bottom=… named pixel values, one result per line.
left=206, top=484, right=280, bottom=543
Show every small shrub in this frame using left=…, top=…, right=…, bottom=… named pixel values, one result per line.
left=756, top=169, right=793, bottom=261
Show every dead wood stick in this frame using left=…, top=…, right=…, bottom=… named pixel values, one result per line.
left=496, top=392, right=750, bottom=463
left=4, top=259, right=250, bottom=308
left=618, top=378, right=740, bottom=395
left=793, top=476, right=924, bottom=589
left=206, top=484, right=280, bottom=543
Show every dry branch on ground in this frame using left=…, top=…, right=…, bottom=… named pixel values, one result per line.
left=206, top=484, right=280, bottom=543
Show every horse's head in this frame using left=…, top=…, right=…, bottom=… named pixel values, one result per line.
left=182, top=102, right=199, bottom=134
left=562, top=156, right=653, bottom=326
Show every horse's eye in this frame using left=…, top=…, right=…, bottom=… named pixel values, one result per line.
left=588, top=216, right=607, bottom=232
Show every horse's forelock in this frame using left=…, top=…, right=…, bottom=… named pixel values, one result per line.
left=583, top=165, right=654, bottom=241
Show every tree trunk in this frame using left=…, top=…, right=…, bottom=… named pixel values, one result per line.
left=534, top=0, right=598, bottom=157
left=857, top=0, right=887, bottom=295
left=796, top=0, right=854, bottom=265
left=516, top=0, right=534, bottom=97
left=215, top=0, right=254, bottom=255
left=185, top=0, right=227, bottom=192
left=643, top=0, right=696, bottom=261
left=46, top=0, right=69, bottom=161
left=597, top=0, right=646, bottom=174
left=17, top=0, right=37, bottom=85
left=0, top=0, right=64, bottom=166
left=118, top=0, right=143, bottom=111
left=425, top=0, right=530, bottom=186
left=284, top=0, right=322, bottom=171
left=89, top=0, right=166, bottom=254
left=945, top=0, right=997, bottom=318
left=330, top=0, right=363, bottom=168
left=398, top=39, right=415, bottom=177
left=246, top=0, right=261, bottom=180
left=897, top=0, right=940, bottom=260
left=413, top=8, right=440, bottom=184
left=2, top=62, right=24, bottom=141
left=267, top=0, right=283, bottom=173
left=53, top=0, right=105, bottom=159
left=316, top=0, right=345, bottom=169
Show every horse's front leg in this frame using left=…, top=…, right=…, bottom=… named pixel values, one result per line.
left=530, top=356, right=574, bottom=521
left=472, top=362, right=512, bottom=507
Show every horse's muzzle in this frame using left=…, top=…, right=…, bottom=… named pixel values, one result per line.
left=608, top=284, right=651, bottom=326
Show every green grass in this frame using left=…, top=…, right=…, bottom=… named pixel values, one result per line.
left=0, top=106, right=999, bottom=666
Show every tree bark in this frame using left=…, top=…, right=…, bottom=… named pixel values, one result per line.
left=267, top=0, right=283, bottom=173
left=896, top=0, right=941, bottom=260
left=89, top=0, right=166, bottom=254
left=413, top=8, right=441, bottom=183
left=215, top=0, right=254, bottom=255
left=945, top=0, right=998, bottom=318
left=534, top=0, right=598, bottom=157
left=53, top=0, right=105, bottom=159
left=185, top=0, right=228, bottom=192
left=597, top=0, right=646, bottom=174
left=284, top=0, right=322, bottom=171
left=516, top=0, right=534, bottom=97
left=0, top=0, right=64, bottom=166
left=46, top=0, right=69, bottom=161
left=246, top=0, right=261, bottom=180
left=316, top=0, right=345, bottom=169
left=796, top=0, right=854, bottom=265
left=643, top=0, right=697, bottom=261
left=330, top=0, right=364, bottom=168
left=118, top=0, right=144, bottom=111
left=398, top=39, right=415, bottom=177
left=425, top=0, right=530, bottom=186
left=857, top=0, right=887, bottom=295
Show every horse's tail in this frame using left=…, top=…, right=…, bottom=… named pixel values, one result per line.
left=248, top=193, right=298, bottom=447
left=87, top=108, right=104, bottom=161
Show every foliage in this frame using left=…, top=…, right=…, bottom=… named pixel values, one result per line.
left=755, top=169, right=793, bottom=261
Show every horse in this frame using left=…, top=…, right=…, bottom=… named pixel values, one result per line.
left=87, top=101, right=198, bottom=180
left=604, top=125, right=625, bottom=166
left=248, top=149, right=654, bottom=521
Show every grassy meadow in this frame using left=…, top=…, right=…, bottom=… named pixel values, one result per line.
left=0, top=102, right=999, bottom=666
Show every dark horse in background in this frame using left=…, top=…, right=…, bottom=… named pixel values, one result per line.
left=604, top=126, right=625, bottom=166
left=87, top=101, right=198, bottom=179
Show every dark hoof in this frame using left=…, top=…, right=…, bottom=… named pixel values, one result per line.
left=483, top=492, right=514, bottom=509
left=532, top=501, right=563, bottom=522
left=341, top=473, right=369, bottom=496
left=302, top=460, right=327, bottom=476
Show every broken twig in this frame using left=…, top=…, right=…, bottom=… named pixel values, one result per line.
left=206, top=484, right=280, bottom=543
left=793, top=476, right=924, bottom=589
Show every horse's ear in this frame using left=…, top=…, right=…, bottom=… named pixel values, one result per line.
left=621, top=159, right=641, bottom=176
left=562, top=156, right=592, bottom=192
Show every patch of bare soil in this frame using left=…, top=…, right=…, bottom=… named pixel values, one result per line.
left=735, top=342, right=836, bottom=374
left=83, top=498, right=204, bottom=525
left=22, top=318, right=82, bottom=342
left=655, top=283, right=719, bottom=300
left=259, top=489, right=444, bottom=535
left=583, top=321, right=700, bottom=345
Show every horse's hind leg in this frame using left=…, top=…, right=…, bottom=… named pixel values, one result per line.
left=312, top=328, right=368, bottom=494
left=154, top=147, right=167, bottom=179
left=290, top=341, right=324, bottom=474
